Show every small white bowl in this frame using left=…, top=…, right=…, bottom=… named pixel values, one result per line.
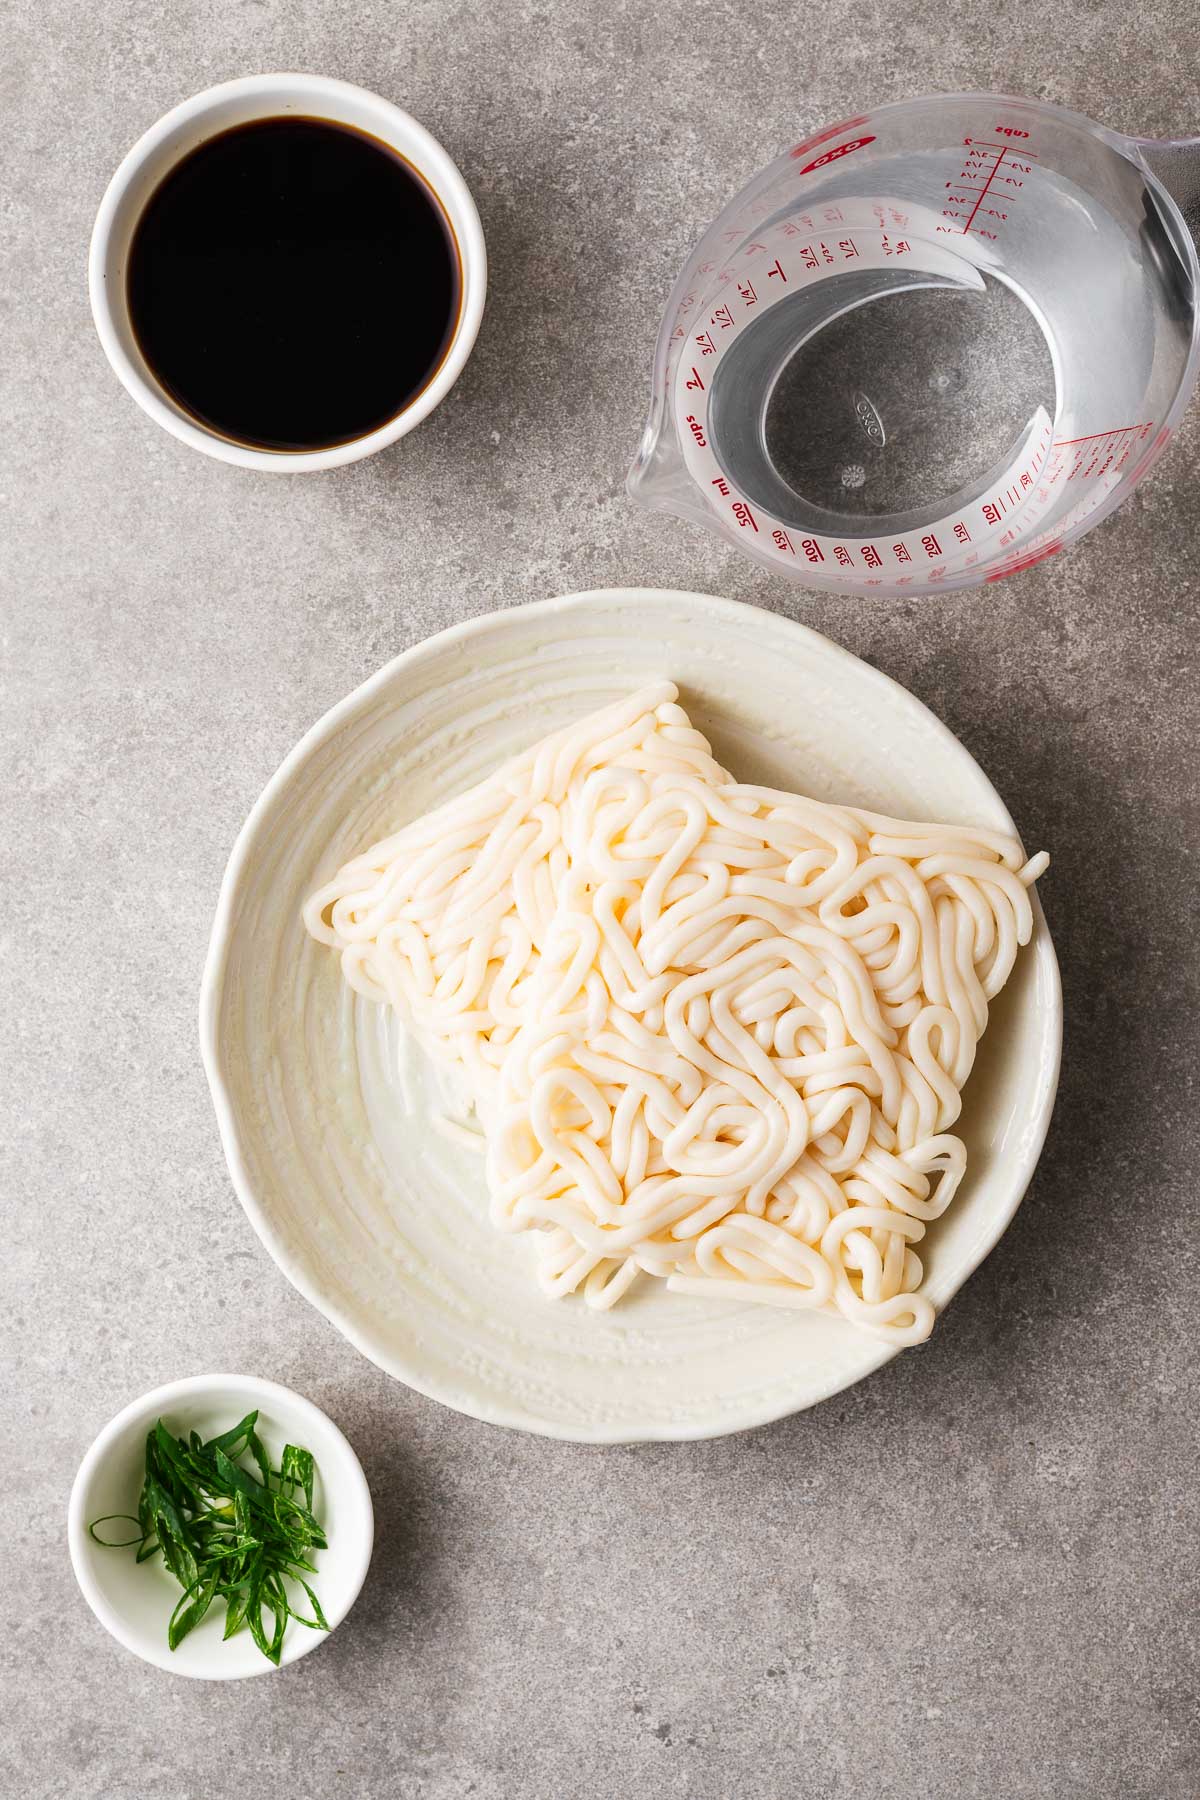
left=88, top=73, right=487, bottom=470
left=67, top=1374, right=374, bottom=1679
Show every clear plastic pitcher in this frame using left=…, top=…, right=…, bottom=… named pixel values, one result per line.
left=628, top=94, right=1200, bottom=592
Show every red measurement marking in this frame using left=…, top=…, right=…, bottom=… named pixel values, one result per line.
left=949, top=184, right=1021, bottom=200
left=1053, top=426, right=1144, bottom=445
left=1048, top=421, right=1156, bottom=482
left=943, top=139, right=1034, bottom=234
left=961, top=148, right=1008, bottom=234
left=985, top=544, right=1061, bottom=582
left=964, top=138, right=1040, bottom=156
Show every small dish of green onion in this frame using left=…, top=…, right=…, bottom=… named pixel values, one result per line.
left=68, top=1374, right=373, bottom=1679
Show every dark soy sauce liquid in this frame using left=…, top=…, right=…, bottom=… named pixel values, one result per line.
left=127, top=117, right=461, bottom=451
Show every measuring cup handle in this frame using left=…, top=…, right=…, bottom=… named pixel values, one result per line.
left=1134, top=135, right=1200, bottom=250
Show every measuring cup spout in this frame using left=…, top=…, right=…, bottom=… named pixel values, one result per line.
left=626, top=401, right=714, bottom=526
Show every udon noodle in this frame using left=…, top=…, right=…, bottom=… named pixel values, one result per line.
left=304, top=684, right=1047, bottom=1344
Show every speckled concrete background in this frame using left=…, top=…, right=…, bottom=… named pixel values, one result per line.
left=3, top=3, right=1199, bottom=1796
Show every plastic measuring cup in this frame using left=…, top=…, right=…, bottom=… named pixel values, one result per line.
left=628, top=93, right=1200, bottom=592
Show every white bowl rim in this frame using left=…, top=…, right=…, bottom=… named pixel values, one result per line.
left=199, top=588, right=1063, bottom=1441
left=87, top=72, right=487, bottom=472
left=67, top=1371, right=374, bottom=1679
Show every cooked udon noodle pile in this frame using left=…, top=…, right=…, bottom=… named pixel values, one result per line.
left=304, top=684, right=1047, bottom=1344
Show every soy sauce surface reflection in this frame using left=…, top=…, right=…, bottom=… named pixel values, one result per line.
left=127, top=117, right=462, bottom=451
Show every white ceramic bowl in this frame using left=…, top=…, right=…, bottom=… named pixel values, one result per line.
left=88, top=74, right=486, bottom=470
left=67, top=1374, right=374, bottom=1678
left=201, top=589, right=1062, bottom=1441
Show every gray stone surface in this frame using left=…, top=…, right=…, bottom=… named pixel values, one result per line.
left=3, top=3, right=1199, bottom=1796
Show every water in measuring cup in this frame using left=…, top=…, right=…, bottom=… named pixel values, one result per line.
left=759, top=276, right=1055, bottom=522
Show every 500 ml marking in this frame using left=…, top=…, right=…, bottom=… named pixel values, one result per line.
left=939, top=128, right=1038, bottom=240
